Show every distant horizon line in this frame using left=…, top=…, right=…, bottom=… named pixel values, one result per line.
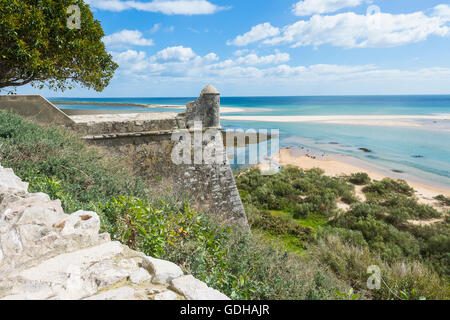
left=47, top=93, right=450, bottom=99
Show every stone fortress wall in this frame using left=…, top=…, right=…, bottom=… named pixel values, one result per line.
left=0, top=85, right=249, bottom=227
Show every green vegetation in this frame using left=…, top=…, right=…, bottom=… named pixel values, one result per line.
left=235, top=167, right=449, bottom=300
left=0, top=111, right=345, bottom=300
left=348, top=172, right=371, bottom=185
left=434, top=194, right=450, bottom=206
left=237, top=166, right=357, bottom=219
left=0, top=0, right=117, bottom=92
left=1, top=111, right=448, bottom=300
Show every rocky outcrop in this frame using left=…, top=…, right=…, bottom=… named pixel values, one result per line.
left=0, top=163, right=229, bottom=300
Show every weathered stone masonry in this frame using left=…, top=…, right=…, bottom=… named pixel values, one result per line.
left=0, top=86, right=249, bottom=228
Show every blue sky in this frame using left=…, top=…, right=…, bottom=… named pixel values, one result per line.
left=16, top=0, right=450, bottom=97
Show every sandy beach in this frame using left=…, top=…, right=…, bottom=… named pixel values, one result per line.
left=259, top=148, right=450, bottom=208
left=54, top=100, right=247, bottom=114
left=143, top=105, right=247, bottom=114
left=222, top=114, right=450, bottom=129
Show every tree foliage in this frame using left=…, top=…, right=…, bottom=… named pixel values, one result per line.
left=0, top=0, right=117, bottom=92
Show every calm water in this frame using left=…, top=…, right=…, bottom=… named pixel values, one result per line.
left=50, top=96, right=450, bottom=188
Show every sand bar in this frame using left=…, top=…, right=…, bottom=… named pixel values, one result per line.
left=53, top=100, right=247, bottom=114
left=222, top=114, right=450, bottom=129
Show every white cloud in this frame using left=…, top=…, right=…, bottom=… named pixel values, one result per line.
left=111, top=47, right=292, bottom=80
left=188, top=27, right=200, bottom=33
left=111, top=50, right=152, bottom=74
left=152, top=46, right=197, bottom=62
left=233, top=49, right=249, bottom=56
left=110, top=44, right=450, bottom=87
left=293, top=0, right=365, bottom=16
left=149, top=23, right=161, bottom=33
left=103, top=30, right=154, bottom=48
left=227, top=23, right=280, bottom=46
left=263, top=6, right=450, bottom=48
left=235, top=53, right=290, bottom=66
left=433, top=4, right=450, bottom=21
left=86, top=0, right=227, bottom=15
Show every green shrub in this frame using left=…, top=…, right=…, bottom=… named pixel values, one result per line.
left=99, top=196, right=204, bottom=256
left=363, top=178, right=414, bottom=200
left=434, top=194, right=450, bottom=206
left=332, top=203, right=423, bottom=261
left=349, top=172, right=371, bottom=185
left=381, top=194, right=441, bottom=220
left=293, top=203, right=315, bottom=219
left=316, top=226, right=368, bottom=248
left=341, top=189, right=359, bottom=205
left=235, top=166, right=355, bottom=216
left=249, top=210, right=312, bottom=239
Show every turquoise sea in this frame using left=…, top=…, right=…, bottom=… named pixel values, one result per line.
left=51, top=96, right=450, bottom=188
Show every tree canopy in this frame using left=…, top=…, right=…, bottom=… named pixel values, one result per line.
left=0, top=0, right=118, bottom=92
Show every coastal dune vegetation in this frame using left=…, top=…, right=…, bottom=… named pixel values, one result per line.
left=0, top=110, right=448, bottom=300
left=236, top=167, right=449, bottom=299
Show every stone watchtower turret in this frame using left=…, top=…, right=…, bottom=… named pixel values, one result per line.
left=186, top=85, right=220, bottom=129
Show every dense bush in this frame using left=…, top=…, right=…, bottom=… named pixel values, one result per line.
left=236, top=165, right=450, bottom=299
left=293, top=202, right=315, bottom=219
left=363, top=178, right=414, bottom=201
left=332, top=204, right=421, bottom=261
left=236, top=167, right=356, bottom=218
left=348, top=172, right=371, bottom=185
left=434, top=194, right=450, bottom=206
left=380, top=194, right=441, bottom=220
left=250, top=209, right=312, bottom=238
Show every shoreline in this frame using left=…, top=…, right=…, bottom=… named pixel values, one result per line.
left=53, top=100, right=247, bottom=114
left=222, top=114, right=450, bottom=130
left=262, top=147, right=450, bottom=203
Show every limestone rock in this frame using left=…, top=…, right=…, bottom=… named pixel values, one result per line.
left=87, top=260, right=130, bottom=289
left=129, top=268, right=152, bottom=284
left=84, top=287, right=139, bottom=300
left=57, top=210, right=100, bottom=237
left=171, top=275, right=230, bottom=300
left=154, top=290, right=178, bottom=300
left=143, top=256, right=184, bottom=284
left=0, top=166, right=29, bottom=192
left=17, top=205, right=65, bottom=227
left=0, top=163, right=229, bottom=300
